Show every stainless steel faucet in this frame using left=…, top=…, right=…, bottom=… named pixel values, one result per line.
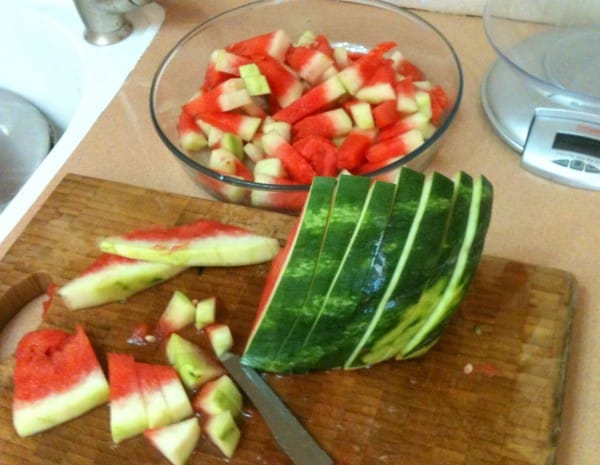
left=73, top=0, right=155, bottom=46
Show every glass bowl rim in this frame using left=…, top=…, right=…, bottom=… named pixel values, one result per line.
left=150, top=0, right=464, bottom=193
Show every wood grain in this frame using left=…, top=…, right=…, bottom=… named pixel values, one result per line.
left=0, top=174, right=575, bottom=465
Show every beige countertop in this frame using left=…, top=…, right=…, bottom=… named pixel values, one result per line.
left=1, top=2, right=598, bottom=463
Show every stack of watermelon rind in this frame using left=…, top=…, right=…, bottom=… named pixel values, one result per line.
left=242, top=167, right=493, bottom=373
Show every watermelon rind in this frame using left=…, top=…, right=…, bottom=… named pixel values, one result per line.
left=357, top=171, right=474, bottom=366
left=99, top=234, right=280, bottom=267
left=271, top=175, right=372, bottom=367
left=241, top=177, right=336, bottom=371
left=58, top=259, right=186, bottom=310
left=284, top=180, right=397, bottom=373
left=345, top=171, right=455, bottom=368
left=13, top=369, right=109, bottom=437
left=398, top=175, right=494, bottom=358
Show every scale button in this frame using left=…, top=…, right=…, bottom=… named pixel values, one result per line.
left=553, top=159, right=570, bottom=167
left=569, top=160, right=585, bottom=171
left=584, top=164, right=600, bottom=174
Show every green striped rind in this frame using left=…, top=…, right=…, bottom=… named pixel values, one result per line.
left=271, top=175, right=372, bottom=367
left=399, top=174, right=494, bottom=358
left=283, top=180, right=397, bottom=372
left=312, top=168, right=424, bottom=369
left=358, top=172, right=474, bottom=365
left=347, top=172, right=455, bottom=368
left=241, top=177, right=336, bottom=371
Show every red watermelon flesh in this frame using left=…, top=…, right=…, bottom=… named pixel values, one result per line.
left=285, top=45, right=334, bottom=84
left=292, top=135, right=338, bottom=177
left=12, top=324, right=109, bottom=437
left=196, top=111, right=262, bottom=141
left=291, top=107, right=353, bottom=140
left=261, top=131, right=317, bottom=184
left=337, top=128, right=376, bottom=171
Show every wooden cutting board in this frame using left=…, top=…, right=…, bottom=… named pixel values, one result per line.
left=0, top=174, right=575, bottom=465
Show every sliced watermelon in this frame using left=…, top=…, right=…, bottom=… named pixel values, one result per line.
left=242, top=177, right=336, bottom=371
left=285, top=180, right=397, bottom=372
left=12, top=325, right=109, bottom=437
left=58, top=254, right=186, bottom=310
left=344, top=171, right=455, bottom=368
left=107, top=352, right=148, bottom=443
left=355, top=59, right=396, bottom=103
left=270, top=175, right=372, bottom=368
left=400, top=175, right=494, bottom=358
left=99, top=219, right=280, bottom=267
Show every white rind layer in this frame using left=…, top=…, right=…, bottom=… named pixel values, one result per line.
left=145, top=417, right=200, bottom=465
left=110, top=390, right=148, bottom=443
left=13, top=368, right=109, bottom=437
left=161, top=379, right=194, bottom=423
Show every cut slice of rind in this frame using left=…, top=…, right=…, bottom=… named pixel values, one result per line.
left=58, top=254, right=186, bottom=310
left=99, top=219, right=280, bottom=267
left=399, top=175, right=494, bottom=358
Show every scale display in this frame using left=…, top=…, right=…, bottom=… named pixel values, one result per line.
left=521, top=108, right=600, bottom=190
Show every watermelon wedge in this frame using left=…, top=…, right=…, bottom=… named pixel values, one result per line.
left=12, top=325, right=109, bottom=437
left=152, top=364, right=194, bottom=423
left=226, top=29, right=291, bottom=63
left=241, top=168, right=494, bottom=373
left=58, top=254, right=186, bottom=310
left=99, top=219, right=280, bottom=267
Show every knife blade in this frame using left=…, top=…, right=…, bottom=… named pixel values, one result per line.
left=220, top=352, right=334, bottom=465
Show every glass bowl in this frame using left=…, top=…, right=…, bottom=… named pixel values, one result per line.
left=150, top=0, right=462, bottom=214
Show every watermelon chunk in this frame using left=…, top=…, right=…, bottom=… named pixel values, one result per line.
left=285, top=45, right=334, bottom=84
left=144, top=417, right=200, bottom=465
left=183, top=78, right=251, bottom=116
left=196, top=112, right=262, bottom=142
left=99, top=219, right=280, bottom=267
left=337, top=128, right=376, bottom=171
left=261, top=131, right=317, bottom=183
left=108, top=352, right=148, bottom=443
left=291, top=108, right=353, bottom=140
left=292, top=135, right=338, bottom=177
left=152, top=364, right=194, bottom=423
left=57, top=254, right=186, bottom=310
left=226, top=29, right=291, bottom=63
left=272, top=75, right=347, bottom=124
left=253, top=54, right=303, bottom=108
left=12, top=325, right=109, bottom=437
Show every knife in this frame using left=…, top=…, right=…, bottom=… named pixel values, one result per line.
left=219, top=352, right=334, bottom=465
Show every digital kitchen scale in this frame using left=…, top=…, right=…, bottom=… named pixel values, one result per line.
left=480, top=1, right=600, bottom=191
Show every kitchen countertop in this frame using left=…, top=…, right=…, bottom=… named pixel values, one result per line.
left=1, top=2, right=598, bottom=463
